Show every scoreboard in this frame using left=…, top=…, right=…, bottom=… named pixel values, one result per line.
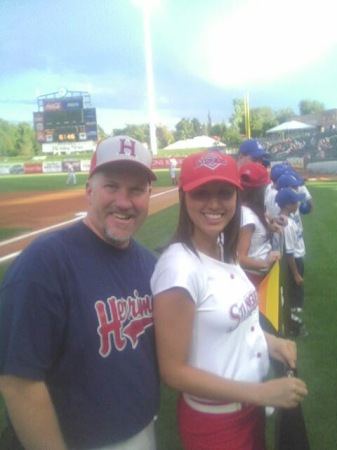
left=33, top=96, right=98, bottom=143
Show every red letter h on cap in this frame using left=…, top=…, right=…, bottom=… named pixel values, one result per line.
left=119, top=138, right=136, bottom=157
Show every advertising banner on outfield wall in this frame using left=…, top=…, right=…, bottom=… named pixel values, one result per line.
left=42, top=141, right=96, bottom=154
left=0, top=164, right=25, bottom=175
left=152, top=157, right=184, bottom=168
left=61, top=161, right=81, bottom=172
left=80, top=160, right=91, bottom=172
left=42, top=161, right=63, bottom=173
left=0, top=165, right=10, bottom=175
left=24, top=163, right=43, bottom=174
left=1, top=157, right=185, bottom=175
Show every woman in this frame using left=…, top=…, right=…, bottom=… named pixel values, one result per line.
left=151, top=151, right=307, bottom=450
left=238, top=162, right=281, bottom=288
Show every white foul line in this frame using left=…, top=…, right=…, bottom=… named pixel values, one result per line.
left=0, top=188, right=178, bottom=264
left=0, top=214, right=87, bottom=248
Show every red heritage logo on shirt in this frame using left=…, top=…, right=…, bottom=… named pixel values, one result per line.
left=95, top=290, right=153, bottom=357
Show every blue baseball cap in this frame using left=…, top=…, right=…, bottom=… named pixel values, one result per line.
left=238, top=139, right=268, bottom=159
left=299, top=201, right=312, bottom=214
left=275, top=188, right=306, bottom=208
left=276, top=173, right=302, bottom=190
left=270, top=164, right=286, bottom=182
left=283, top=169, right=304, bottom=186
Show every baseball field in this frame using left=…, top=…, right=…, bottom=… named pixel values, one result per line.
left=0, top=172, right=178, bottom=263
left=0, top=172, right=337, bottom=449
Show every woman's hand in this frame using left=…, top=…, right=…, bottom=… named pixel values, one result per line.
left=267, top=250, right=281, bottom=264
left=265, top=333, right=297, bottom=369
left=258, top=377, right=308, bottom=408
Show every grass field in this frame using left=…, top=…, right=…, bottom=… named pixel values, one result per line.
left=136, top=181, right=337, bottom=449
left=0, top=170, right=174, bottom=193
left=0, top=176, right=337, bottom=449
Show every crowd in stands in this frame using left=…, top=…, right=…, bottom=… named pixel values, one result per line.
left=260, top=129, right=337, bottom=164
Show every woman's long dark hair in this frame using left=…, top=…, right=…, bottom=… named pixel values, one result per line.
left=240, top=186, right=270, bottom=238
left=169, top=188, right=242, bottom=263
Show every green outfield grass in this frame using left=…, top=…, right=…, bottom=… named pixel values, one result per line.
left=0, top=170, right=174, bottom=240
left=137, top=181, right=337, bottom=450
left=0, top=181, right=336, bottom=449
left=0, top=170, right=174, bottom=193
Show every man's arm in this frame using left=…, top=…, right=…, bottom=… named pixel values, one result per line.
left=0, top=375, right=67, bottom=450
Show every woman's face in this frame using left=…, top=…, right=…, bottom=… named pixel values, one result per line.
left=185, top=181, right=237, bottom=244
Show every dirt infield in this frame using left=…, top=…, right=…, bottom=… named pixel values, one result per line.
left=0, top=187, right=179, bottom=260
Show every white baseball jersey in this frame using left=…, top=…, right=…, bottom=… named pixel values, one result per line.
left=292, top=184, right=312, bottom=233
left=284, top=216, right=306, bottom=258
left=151, top=243, right=270, bottom=406
left=241, top=206, right=272, bottom=262
left=265, top=185, right=280, bottom=219
left=169, top=158, right=177, bottom=177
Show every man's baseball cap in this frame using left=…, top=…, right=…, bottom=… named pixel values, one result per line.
left=275, top=187, right=305, bottom=208
left=179, top=151, right=242, bottom=192
left=89, top=135, right=157, bottom=181
left=238, top=139, right=268, bottom=159
left=239, top=162, right=270, bottom=188
left=276, top=173, right=301, bottom=190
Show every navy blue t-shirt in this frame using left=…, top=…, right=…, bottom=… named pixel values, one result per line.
left=0, top=221, right=160, bottom=448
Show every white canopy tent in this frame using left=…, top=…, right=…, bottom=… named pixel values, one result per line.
left=266, top=120, right=315, bottom=134
left=164, top=135, right=226, bottom=150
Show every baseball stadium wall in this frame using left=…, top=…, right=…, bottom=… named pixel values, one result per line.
left=0, top=157, right=186, bottom=176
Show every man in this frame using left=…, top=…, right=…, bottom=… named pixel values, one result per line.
left=168, top=156, right=178, bottom=185
left=0, top=136, right=160, bottom=449
left=237, top=138, right=269, bottom=169
left=66, top=161, right=77, bottom=185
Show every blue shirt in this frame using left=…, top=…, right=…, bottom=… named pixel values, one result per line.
left=0, top=221, right=159, bottom=448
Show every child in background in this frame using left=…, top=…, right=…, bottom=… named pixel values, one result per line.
left=238, top=162, right=281, bottom=288
left=275, top=188, right=308, bottom=338
left=264, top=163, right=287, bottom=220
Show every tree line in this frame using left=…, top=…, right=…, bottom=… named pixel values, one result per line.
left=0, top=99, right=325, bottom=157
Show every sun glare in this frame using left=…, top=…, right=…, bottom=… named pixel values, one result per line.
left=195, top=0, right=337, bottom=87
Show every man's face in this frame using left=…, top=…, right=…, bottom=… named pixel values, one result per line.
left=85, top=163, right=151, bottom=248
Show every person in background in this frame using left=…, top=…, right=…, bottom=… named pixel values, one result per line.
left=151, top=151, right=307, bottom=450
left=275, top=187, right=308, bottom=338
left=265, top=163, right=288, bottom=220
left=237, top=139, right=269, bottom=169
left=66, top=161, right=77, bottom=185
left=272, top=169, right=313, bottom=232
left=290, top=171, right=313, bottom=234
left=169, top=155, right=178, bottom=185
left=238, top=162, right=281, bottom=288
left=0, top=136, right=160, bottom=450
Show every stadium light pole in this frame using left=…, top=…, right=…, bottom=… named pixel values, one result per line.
left=133, top=0, right=158, bottom=155
left=244, top=92, right=251, bottom=139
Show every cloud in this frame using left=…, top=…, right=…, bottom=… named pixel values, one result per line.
left=186, top=0, right=337, bottom=87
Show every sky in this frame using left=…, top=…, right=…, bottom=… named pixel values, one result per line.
left=1, top=0, right=337, bottom=134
